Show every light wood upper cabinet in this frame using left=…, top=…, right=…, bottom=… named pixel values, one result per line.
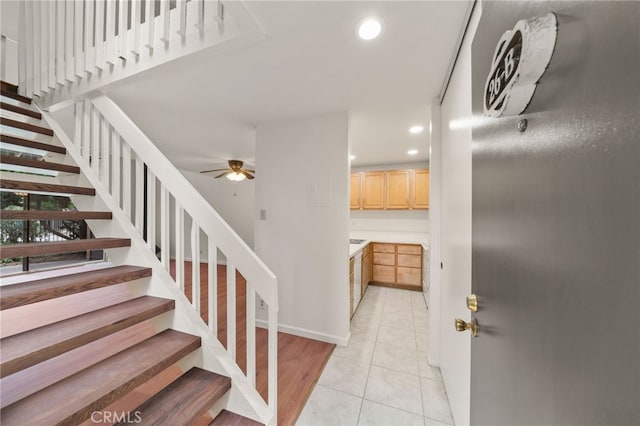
left=362, top=172, right=385, bottom=210
left=412, top=169, right=429, bottom=209
left=386, top=170, right=410, bottom=209
left=350, top=173, right=362, bottom=209
left=350, top=169, right=429, bottom=210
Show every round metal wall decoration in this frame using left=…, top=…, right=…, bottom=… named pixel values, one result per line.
left=483, top=13, right=558, bottom=117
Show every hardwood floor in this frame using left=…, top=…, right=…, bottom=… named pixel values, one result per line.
left=22, top=261, right=331, bottom=426
left=172, top=261, right=335, bottom=426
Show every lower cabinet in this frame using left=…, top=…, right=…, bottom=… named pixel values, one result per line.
left=362, top=244, right=372, bottom=296
left=350, top=242, right=422, bottom=320
left=372, top=243, right=423, bottom=290
left=422, top=245, right=430, bottom=309
left=372, top=265, right=395, bottom=283
left=349, top=257, right=355, bottom=318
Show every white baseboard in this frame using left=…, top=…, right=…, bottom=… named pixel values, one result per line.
left=255, top=319, right=349, bottom=346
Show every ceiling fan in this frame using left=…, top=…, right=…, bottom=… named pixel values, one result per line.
left=200, top=160, right=255, bottom=181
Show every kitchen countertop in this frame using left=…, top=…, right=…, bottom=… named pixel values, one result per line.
left=349, top=240, right=370, bottom=257
left=349, top=231, right=429, bottom=257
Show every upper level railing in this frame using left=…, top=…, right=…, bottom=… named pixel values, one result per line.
left=14, top=0, right=260, bottom=108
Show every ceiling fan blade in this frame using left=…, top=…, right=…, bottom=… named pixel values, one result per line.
left=200, top=168, right=229, bottom=174
left=243, top=171, right=255, bottom=180
left=215, top=171, right=232, bottom=179
left=243, top=168, right=255, bottom=173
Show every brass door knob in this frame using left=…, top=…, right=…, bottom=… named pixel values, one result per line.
left=455, top=318, right=478, bottom=337
left=466, top=294, right=478, bottom=312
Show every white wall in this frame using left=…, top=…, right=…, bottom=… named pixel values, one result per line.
left=181, top=170, right=255, bottom=248
left=351, top=162, right=429, bottom=233
left=350, top=209, right=428, bottom=233
left=163, top=170, right=255, bottom=262
left=255, top=112, right=350, bottom=345
left=1, top=1, right=19, bottom=85
left=434, top=4, right=481, bottom=426
left=1, top=36, right=18, bottom=85
left=428, top=98, right=442, bottom=367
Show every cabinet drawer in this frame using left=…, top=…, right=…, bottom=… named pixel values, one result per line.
left=397, top=244, right=422, bottom=255
left=373, top=265, right=395, bottom=283
left=397, top=267, right=421, bottom=286
left=373, top=243, right=395, bottom=253
left=397, top=254, right=421, bottom=268
left=373, top=252, right=395, bottom=266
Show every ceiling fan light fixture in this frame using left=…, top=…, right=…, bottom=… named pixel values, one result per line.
left=201, top=160, right=254, bottom=181
left=227, top=172, right=246, bottom=182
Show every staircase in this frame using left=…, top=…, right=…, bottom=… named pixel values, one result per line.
left=0, top=82, right=274, bottom=425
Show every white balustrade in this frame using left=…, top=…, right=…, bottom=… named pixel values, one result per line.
left=61, top=95, right=278, bottom=424
left=14, top=0, right=232, bottom=107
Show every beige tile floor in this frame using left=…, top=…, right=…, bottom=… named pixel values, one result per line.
left=297, top=286, right=454, bottom=426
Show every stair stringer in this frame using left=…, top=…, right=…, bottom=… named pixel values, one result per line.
left=40, top=111, right=275, bottom=425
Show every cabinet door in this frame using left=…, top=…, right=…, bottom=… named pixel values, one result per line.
left=373, top=252, right=395, bottom=266
left=373, top=243, right=395, bottom=253
left=349, top=258, right=355, bottom=317
left=350, top=173, right=362, bottom=210
left=397, top=267, right=421, bottom=287
left=362, top=172, right=385, bottom=209
left=412, top=169, right=430, bottom=209
left=386, top=170, right=410, bottom=209
left=362, top=254, right=371, bottom=296
left=397, top=254, right=422, bottom=268
left=397, top=244, right=422, bottom=255
left=373, top=265, right=395, bottom=283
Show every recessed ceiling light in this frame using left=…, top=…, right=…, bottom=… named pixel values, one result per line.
left=350, top=155, right=356, bottom=161
left=408, top=149, right=418, bottom=155
left=409, top=125, right=424, bottom=134
left=358, top=18, right=382, bottom=40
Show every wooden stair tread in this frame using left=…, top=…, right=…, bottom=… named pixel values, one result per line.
left=1, top=102, right=41, bottom=119
left=0, top=134, right=66, bottom=154
left=0, top=296, right=175, bottom=378
left=123, top=368, right=231, bottom=426
left=0, top=210, right=112, bottom=220
left=0, top=265, right=151, bottom=310
left=0, top=179, right=95, bottom=195
left=0, top=90, right=31, bottom=105
left=0, top=329, right=201, bottom=426
left=0, top=153, right=80, bottom=174
left=0, top=117, right=53, bottom=136
left=211, top=410, right=264, bottom=426
left=0, top=238, right=130, bottom=258
left=1, top=81, right=19, bottom=93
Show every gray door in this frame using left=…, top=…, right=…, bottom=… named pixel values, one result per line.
left=470, top=2, right=639, bottom=425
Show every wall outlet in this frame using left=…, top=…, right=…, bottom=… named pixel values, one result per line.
left=260, top=209, right=267, bottom=220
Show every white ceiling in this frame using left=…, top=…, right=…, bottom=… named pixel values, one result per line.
left=3, top=1, right=471, bottom=170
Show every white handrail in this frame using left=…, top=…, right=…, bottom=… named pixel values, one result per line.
left=90, top=95, right=278, bottom=309
left=64, top=94, right=278, bottom=422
